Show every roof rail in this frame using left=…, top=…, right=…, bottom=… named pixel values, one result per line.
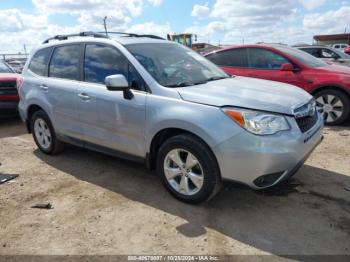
left=42, top=31, right=108, bottom=44
left=99, top=32, right=165, bottom=40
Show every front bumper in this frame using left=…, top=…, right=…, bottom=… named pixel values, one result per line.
left=213, top=112, right=324, bottom=189
left=0, top=101, right=19, bottom=118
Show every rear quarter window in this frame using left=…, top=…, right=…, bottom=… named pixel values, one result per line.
left=28, top=47, right=52, bottom=76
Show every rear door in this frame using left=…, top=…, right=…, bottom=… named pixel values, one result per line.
left=77, top=43, right=147, bottom=157
left=45, top=44, right=83, bottom=139
left=206, top=48, right=251, bottom=76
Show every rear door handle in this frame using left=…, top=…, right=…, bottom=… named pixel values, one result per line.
left=78, top=93, right=91, bottom=101
left=248, top=74, right=258, bottom=77
left=39, top=84, right=48, bottom=91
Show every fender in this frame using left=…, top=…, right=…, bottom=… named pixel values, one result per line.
left=310, top=83, right=350, bottom=96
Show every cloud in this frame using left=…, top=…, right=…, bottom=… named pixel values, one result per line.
left=303, top=6, right=350, bottom=31
left=185, top=21, right=227, bottom=40
left=187, top=0, right=350, bottom=45
left=148, top=0, right=163, bottom=6
left=129, top=22, right=172, bottom=38
left=191, top=3, right=210, bottom=18
left=299, top=0, right=327, bottom=10
left=0, top=0, right=171, bottom=53
left=31, top=0, right=157, bottom=32
left=211, top=0, right=298, bottom=27
left=0, top=9, right=48, bottom=32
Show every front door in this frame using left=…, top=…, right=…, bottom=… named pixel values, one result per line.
left=77, top=43, right=147, bottom=157
left=245, top=47, right=302, bottom=85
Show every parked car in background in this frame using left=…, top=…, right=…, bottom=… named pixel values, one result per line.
left=344, top=46, right=350, bottom=55
left=0, top=60, right=21, bottom=118
left=331, top=43, right=349, bottom=52
left=205, top=44, right=350, bottom=125
left=18, top=32, right=323, bottom=203
left=298, top=46, right=350, bottom=67
left=6, top=59, right=25, bottom=74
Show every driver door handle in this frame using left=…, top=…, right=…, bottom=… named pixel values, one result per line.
left=78, top=93, right=91, bottom=101
left=39, top=84, right=49, bottom=91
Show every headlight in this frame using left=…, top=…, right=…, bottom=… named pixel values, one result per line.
left=222, top=107, right=290, bottom=135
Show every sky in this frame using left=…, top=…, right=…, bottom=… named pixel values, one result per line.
left=0, top=0, right=350, bottom=54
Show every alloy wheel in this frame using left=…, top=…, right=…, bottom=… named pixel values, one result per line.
left=34, top=118, right=52, bottom=150
left=316, top=94, right=344, bottom=123
left=163, top=149, right=204, bottom=196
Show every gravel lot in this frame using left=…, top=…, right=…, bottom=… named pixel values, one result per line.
left=0, top=118, right=349, bottom=256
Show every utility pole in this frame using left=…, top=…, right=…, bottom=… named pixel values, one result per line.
left=23, top=44, right=27, bottom=57
left=103, top=16, right=108, bottom=36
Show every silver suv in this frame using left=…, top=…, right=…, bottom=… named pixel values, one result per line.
left=19, top=32, right=323, bottom=203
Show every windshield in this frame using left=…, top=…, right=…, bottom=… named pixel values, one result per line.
left=274, top=45, right=327, bottom=68
left=331, top=48, right=350, bottom=59
left=125, top=43, right=229, bottom=87
left=0, top=61, right=14, bottom=73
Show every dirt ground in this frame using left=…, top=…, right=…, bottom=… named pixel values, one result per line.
left=0, top=118, right=349, bottom=256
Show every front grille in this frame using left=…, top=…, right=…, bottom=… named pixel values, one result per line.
left=296, top=111, right=318, bottom=133
left=0, top=81, right=17, bottom=96
left=0, top=81, right=16, bottom=90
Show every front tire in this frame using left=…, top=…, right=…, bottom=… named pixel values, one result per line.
left=156, top=134, right=222, bottom=204
left=30, top=110, right=64, bottom=155
left=315, top=89, right=350, bottom=125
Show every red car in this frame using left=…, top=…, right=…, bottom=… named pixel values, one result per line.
left=0, top=61, right=21, bottom=118
left=344, top=46, right=350, bottom=55
left=205, top=44, right=350, bottom=125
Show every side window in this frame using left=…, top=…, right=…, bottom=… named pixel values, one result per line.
left=248, top=48, right=289, bottom=69
left=312, top=48, right=322, bottom=58
left=334, top=45, right=340, bottom=49
left=321, top=49, right=337, bottom=59
left=300, top=48, right=313, bottom=55
left=128, top=64, right=146, bottom=91
left=206, top=49, right=248, bottom=67
left=29, top=47, right=52, bottom=76
left=84, top=44, right=128, bottom=85
left=49, top=45, right=81, bottom=80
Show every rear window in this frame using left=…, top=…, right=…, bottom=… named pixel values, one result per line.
left=49, top=45, right=81, bottom=80
left=206, top=48, right=248, bottom=67
left=28, top=47, right=52, bottom=76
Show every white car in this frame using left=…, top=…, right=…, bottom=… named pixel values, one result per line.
left=331, top=43, right=349, bottom=52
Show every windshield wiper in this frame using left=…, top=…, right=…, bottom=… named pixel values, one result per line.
left=164, top=76, right=231, bottom=88
left=164, top=82, right=192, bottom=88
left=205, top=76, right=231, bottom=82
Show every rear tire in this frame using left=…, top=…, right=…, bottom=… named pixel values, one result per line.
left=314, top=89, right=350, bottom=125
left=156, top=134, right=222, bottom=204
left=30, top=110, right=64, bottom=155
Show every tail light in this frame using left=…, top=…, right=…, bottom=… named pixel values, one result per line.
left=16, top=76, right=24, bottom=91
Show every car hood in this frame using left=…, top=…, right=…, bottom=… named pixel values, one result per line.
left=318, top=63, right=350, bottom=74
left=177, top=76, right=312, bottom=115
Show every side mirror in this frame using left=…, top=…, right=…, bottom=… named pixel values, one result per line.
left=105, top=74, right=133, bottom=99
left=280, top=63, right=294, bottom=71
left=331, top=53, right=339, bottom=60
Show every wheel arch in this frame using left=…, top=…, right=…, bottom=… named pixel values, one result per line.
left=147, top=127, right=219, bottom=172
left=311, top=84, right=350, bottom=99
left=26, top=104, right=46, bottom=133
